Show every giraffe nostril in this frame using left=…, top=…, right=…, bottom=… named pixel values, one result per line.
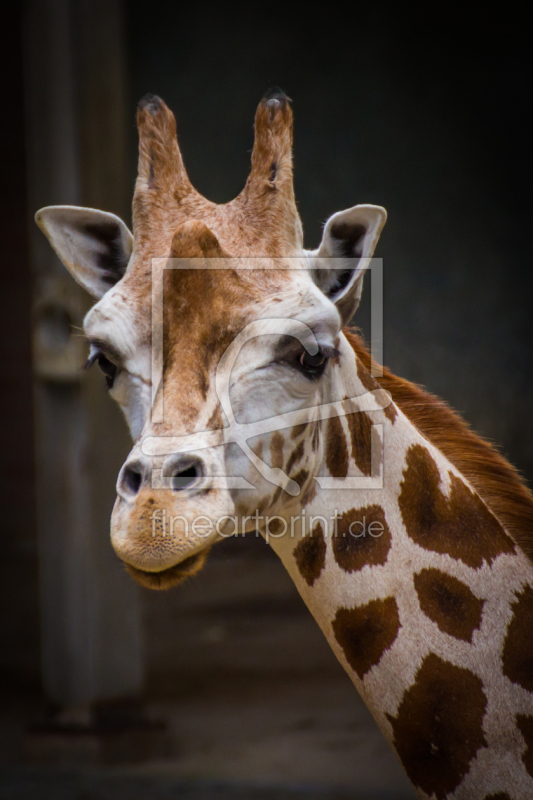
left=124, top=469, right=142, bottom=494
left=164, top=455, right=205, bottom=491
left=122, top=466, right=142, bottom=495
left=118, top=458, right=149, bottom=499
left=171, top=463, right=200, bottom=491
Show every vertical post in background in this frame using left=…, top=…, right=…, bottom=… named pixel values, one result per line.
left=24, top=0, right=143, bottom=714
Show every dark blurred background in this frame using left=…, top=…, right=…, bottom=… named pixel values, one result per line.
left=0, top=2, right=530, bottom=798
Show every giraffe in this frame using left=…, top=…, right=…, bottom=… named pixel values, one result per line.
left=35, top=90, right=533, bottom=799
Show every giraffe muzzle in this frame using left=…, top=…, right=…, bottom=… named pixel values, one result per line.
left=110, top=447, right=234, bottom=587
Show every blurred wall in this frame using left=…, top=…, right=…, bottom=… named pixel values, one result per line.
left=0, top=5, right=39, bottom=692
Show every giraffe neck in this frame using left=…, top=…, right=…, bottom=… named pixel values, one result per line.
left=266, top=332, right=533, bottom=800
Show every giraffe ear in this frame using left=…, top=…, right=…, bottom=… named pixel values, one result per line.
left=35, top=206, right=133, bottom=299
left=308, top=204, right=387, bottom=325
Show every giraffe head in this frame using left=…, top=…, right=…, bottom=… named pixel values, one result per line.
left=36, top=90, right=386, bottom=589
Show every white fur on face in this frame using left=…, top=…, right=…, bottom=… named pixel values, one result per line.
left=83, top=283, right=152, bottom=440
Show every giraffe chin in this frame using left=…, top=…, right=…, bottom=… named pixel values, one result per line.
left=123, top=549, right=210, bottom=591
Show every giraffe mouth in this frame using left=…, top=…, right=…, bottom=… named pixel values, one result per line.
left=123, top=551, right=207, bottom=590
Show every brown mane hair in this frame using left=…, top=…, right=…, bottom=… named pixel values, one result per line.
left=345, top=329, right=533, bottom=562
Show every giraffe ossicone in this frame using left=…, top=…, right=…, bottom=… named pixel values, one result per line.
left=36, top=89, right=533, bottom=800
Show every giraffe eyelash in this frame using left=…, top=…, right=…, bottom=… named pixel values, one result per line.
left=85, top=343, right=119, bottom=389
left=318, top=345, right=340, bottom=361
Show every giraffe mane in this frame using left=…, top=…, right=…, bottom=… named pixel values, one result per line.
left=345, top=329, right=533, bottom=562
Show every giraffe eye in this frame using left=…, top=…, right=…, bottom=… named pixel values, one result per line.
left=86, top=346, right=118, bottom=389
left=298, top=348, right=328, bottom=379
left=97, top=354, right=118, bottom=389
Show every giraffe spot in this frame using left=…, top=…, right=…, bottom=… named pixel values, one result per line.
left=345, top=410, right=373, bottom=476
left=293, top=521, right=326, bottom=587
left=291, top=423, right=308, bottom=440
left=386, top=653, right=487, bottom=800
left=271, top=484, right=283, bottom=506
left=271, top=467, right=310, bottom=507
left=286, top=441, right=304, bottom=476
left=266, top=517, right=285, bottom=535
left=502, top=585, right=533, bottom=693
left=414, top=568, right=484, bottom=642
left=356, top=355, right=379, bottom=391
left=356, top=356, right=397, bottom=423
left=384, top=401, right=397, bottom=424
left=252, top=439, right=263, bottom=460
left=332, top=596, right=400, bottom=680
left=270, top=430, right=284, bottom=469
left=516, top=714, right=533, bottom=779
left=326, top=415, right=348, bottom=477
left=301, top=478, right=317, bottom=506
left=332, top=505, right=391, bottom=573
left=380, top=400, right=397, bottom=424
left=398, top=444, right=515, bottom=568
left=293, top=468, right=310, bottom=492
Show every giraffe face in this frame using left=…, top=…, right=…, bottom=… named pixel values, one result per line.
left=88, top=243, right=345, bottom=589
left=35, top=91, right=386, bottom=588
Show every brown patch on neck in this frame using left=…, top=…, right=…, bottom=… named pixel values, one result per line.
left=356, top=356, right=397, bottom=423
left=332, top=596, right=400, bottom=680
left=270, top=431, right=285, bottom=470
left=293, top=521, right=327, bottom=587
left=333, top=505, right=392, bottom=573
left=414, top=568, right=484, bottom=642
left=386, top=653, right=487, bottom=800
left=286, top=440, right=305, bottom=476
left=292, top=468, right=310, bottom=494
left=399, top=444, right=515, bottom=568
left=502, top=585, right=533, bottom=692
left=325, top=415, right=349, bottom=477
left=345, top=330, right=533, bottom=562
left=343, top=406, right=373, bottom=476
